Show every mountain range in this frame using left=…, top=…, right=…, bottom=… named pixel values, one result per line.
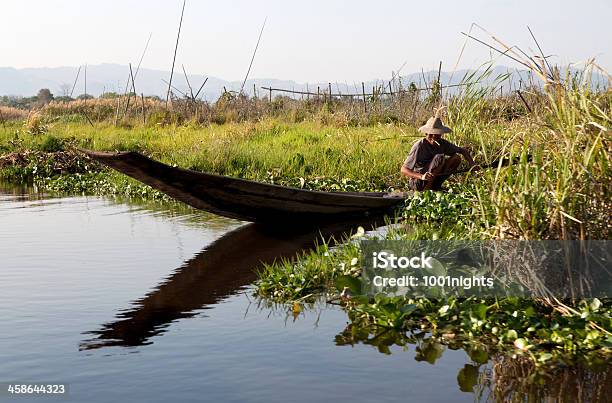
left=0, top=64, right=607, bottom=100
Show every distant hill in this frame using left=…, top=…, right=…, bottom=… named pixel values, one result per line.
left=0, top=63, right=607, bottom=100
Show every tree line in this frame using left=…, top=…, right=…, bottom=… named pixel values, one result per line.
left=0, top=89, right=162, bottom=110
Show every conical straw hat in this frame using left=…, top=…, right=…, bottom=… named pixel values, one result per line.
left=418, top=116, right=452, bottom=134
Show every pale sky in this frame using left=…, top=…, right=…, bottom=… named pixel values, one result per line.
left=2, top=0, right=610, bottom=82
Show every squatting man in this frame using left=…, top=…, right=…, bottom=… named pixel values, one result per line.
left=401, top=114, right=478, bottom=191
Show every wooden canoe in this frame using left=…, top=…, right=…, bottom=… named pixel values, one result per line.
left=83, top=150, right=407, bottom=223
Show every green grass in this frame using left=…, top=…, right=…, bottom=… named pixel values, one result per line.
left=0, top=117, right=512, bottom=205
left=0, top=115, right=528, bottom=242
left=1, top=119, right=427, bottom=186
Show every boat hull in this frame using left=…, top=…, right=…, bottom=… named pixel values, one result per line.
left=84, top=150, right=406, bottom=223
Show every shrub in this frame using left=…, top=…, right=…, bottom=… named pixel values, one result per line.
left=40, top=135, right=64, bottom=152
left=24, top=113, right=48, bottom=135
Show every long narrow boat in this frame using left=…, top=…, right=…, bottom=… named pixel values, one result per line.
left=83, top=150, right=408, bottom=223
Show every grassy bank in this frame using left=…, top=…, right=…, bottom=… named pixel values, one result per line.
left=0, top=119, right=414, bottom=188
left=0, top=117, right=508, bottom=239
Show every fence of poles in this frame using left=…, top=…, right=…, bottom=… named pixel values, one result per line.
left=259, top=81, right=476, bottom=106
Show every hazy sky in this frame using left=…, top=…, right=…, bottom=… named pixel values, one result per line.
left=3, top=0, right=610, bottom=82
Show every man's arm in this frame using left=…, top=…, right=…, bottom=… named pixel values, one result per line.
left=443, top=139, right=477, bottom=166
left=457, top=147, right=477, bottom=166
left=402, top=142, right=432, bottom=180
left=400, top=165, right=433, bottom=181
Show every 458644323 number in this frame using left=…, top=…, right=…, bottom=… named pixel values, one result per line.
left=4, top=384, right=67, bottom=395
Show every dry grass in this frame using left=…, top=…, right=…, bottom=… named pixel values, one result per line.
left=14, top=70, right=539, bottom=128
left=0, top=105, right=28, bottom=121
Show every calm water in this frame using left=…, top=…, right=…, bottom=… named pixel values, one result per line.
left=0, top=185, right=524, bottom=402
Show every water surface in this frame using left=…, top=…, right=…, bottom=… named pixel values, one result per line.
left=0, top=185, right=520, bottom=402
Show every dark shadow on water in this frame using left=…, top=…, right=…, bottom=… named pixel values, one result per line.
left=80, top=216, right=385, bottom=350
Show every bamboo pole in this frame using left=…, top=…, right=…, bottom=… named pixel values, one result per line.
left=123, top=63, right=137, bottom=117
left=166, top=0, right=186, bottom=108
left=69, top=66, right=81, bottom=98
left=141, top=93, right=146, bottom=124
left=240, top=17, right=267, bottom=94
left=361, top=82, right=366, bottom=113
left=194, top=77, right=208, bottom=100
left=527, top=26, right=553, bottom=75
left=114, top=95, right=121, bottom=126
left=460, top=32, right=533, bottom=71
left=421, top=67, right=428, bottom=96
left=436, top=60, right=443, bottom=104
left=82, top=64, right=94, bottom=127
left=516, top=89, right=532, bottom=113
left=134, top=33, right=152, bottom=81
left=161, top=79, right=188, bottom=98
left=182, top=64, right=195, bottom=101
left=123, top=33, right=152, bottom=99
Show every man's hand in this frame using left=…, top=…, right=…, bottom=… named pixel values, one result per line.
left=461, top=148, right=477, bottom=168
left=421, top=172, right=434, bottom=181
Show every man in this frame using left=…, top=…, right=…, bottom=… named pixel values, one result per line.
left=400, top=115, right=476, bottom=191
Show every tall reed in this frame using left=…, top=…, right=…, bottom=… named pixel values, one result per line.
left=447, top=62, right=610, bottom=239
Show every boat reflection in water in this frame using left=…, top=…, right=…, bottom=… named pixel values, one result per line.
left=80, top=216, right=384, bottom=350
